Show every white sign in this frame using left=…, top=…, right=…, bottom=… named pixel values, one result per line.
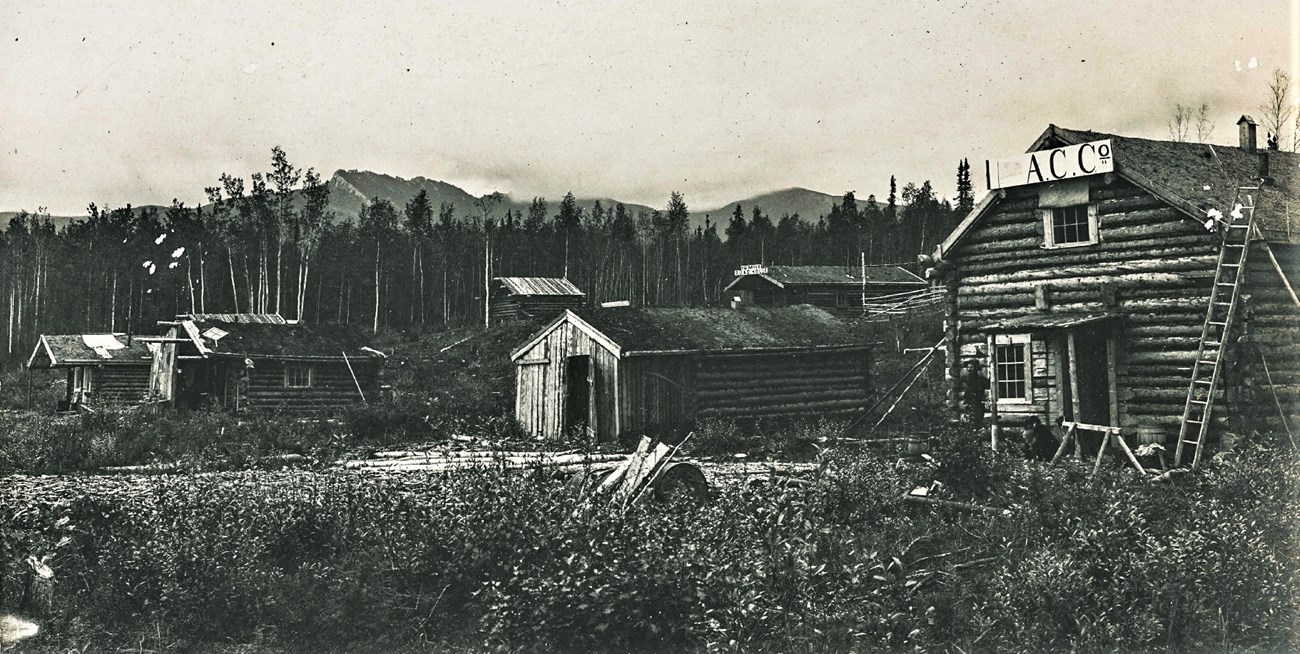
left=987, top=139, right=1113, bottom=190
left=734, top=264, right=769, bottom=276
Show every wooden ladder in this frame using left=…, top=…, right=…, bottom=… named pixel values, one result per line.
left=1174, top=189, right=1257, bottom=470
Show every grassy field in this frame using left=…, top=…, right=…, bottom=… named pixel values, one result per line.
left=2, top=427, right=1296, bottom=653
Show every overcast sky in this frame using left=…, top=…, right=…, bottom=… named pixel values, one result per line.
left=2, top=0, right=1296, bottom=215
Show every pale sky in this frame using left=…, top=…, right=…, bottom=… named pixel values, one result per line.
left=2, top=0, right=1296, bottom=215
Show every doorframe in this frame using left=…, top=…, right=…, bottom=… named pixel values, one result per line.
left=1064, top=330, right=1118, bottom=428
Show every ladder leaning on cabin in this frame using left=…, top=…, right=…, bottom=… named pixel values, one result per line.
left=1174, top=188, right=1258, bottom=470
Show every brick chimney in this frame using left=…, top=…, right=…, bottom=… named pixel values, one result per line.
left=1237, top=115, right=1257, bottom=152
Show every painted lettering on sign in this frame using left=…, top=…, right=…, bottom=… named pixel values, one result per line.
left=734, top=264, right=769, bottom=276
left=986, top=139, right=1113, bottom=190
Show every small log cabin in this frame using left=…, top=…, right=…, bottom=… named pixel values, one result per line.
left=26, top=333, right=154, bottom=410
left=931, top=119, right=1299, bottom=448
left=511, top=305, right=871, bottom=443
left=724, top=265, right=926, bottom=311
left=489, top=277, right=585, bottom=324
left=148, top=314, right=386, bottom=414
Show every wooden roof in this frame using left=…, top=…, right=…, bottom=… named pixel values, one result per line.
left=27, top=333, right=154, bottom=369
left=724, top=265, right=925, bottom=291
left=939, top=124, right=1300, bottom=256
left=494, top=277, right=585, bottom=297
left=511, top=305, right=865, bottom=359
left=177, top=313, right=288, bottom=324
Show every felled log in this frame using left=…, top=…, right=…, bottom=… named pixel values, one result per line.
left=901, top=493, right=1012, bottom=516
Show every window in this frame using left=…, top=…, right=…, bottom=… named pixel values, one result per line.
left=284, top=365, right=313, bottom=388
left=1041, top=204, right=1099, bottom=248
left=993, top=334, right=1031, bottom=403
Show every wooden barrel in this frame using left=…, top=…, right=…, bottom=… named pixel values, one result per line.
left=1136, top=426, right=1168, bottom=445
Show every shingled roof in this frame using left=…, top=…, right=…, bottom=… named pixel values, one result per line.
left=495, top=277, right=585, bottom=297
left=939, top=123, right=1300, bottom=255
left=512, top=305, right=864, bottom=359
left=27, top=334, right=154, bottom=369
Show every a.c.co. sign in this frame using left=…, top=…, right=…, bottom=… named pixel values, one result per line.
left=986, top=139, right=1113, bottom=190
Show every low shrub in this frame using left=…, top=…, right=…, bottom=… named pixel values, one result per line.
left=1, top=435, right=1295, bottom=653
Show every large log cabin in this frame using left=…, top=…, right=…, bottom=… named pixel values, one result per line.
left=146, top=313, right=387, bottom=414
left=26, top=333, right=153, bottom=410
left=511, top=305, right=871, bottom=443
left=931, top=118, right=1299, bottom=456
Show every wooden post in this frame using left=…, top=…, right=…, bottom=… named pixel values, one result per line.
left=1261, top=240, right=1300, bottom=308
left=1091, top=425, right=1110, bottom=478
left=1114, top=432, right=1147, bottom=475
left=1067, top=332, right=1082, bottom=461
left=1106, top=336, right=1120, bottom=429
left=1258, top=349, right=1298, bottom=451
left=986, top=334, right=999, bottom=451
left=342, top=352, right=367, bottom=403
left=1050, top=423, right=1076, bottom=466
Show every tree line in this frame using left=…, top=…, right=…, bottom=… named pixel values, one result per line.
left=0, top=149, right=971, bottom=361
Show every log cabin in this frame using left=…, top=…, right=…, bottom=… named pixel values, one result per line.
left=930, top=118, right=1299, bottom=463
left=26, top=333, right=154, bottom=410
left=146, top=314, right=386, bottom=414
left=724, top=265, right=926, bottom=312
left=511, top=305, right=871, bottom=443
left=489, top=277, right=585, bottom=324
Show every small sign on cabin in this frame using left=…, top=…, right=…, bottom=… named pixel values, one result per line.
left=734, top=264, right=770, bottom=276
left=987, top=139, right=1113, bottom=190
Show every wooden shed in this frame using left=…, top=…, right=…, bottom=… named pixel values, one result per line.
left=931, top=120, right=1299, bottom=464
left=489, top=277, right=585, bottom=324
left=510, top=305, right=871, bottom=443
left=724, top=265, right=926, bottom=311
left=26, top=333, right=154, bottom=410
left=148, top=314, right=387, bottom=414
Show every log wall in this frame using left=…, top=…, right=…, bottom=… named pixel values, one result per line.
left=1240, top=242, right=1300, bottom=434
left=618, top=355, right=694, bottom=439
left=693, top=348, right=871, bottom=419
left=514, top=321, right=619, bottom=442
left=236, top=358, right=382, bottom=414
left=82, top=365, right=151, bottom=405
left=490, top=296, right=584, bottom=324
left=949, top=176, right=1237, bottom=436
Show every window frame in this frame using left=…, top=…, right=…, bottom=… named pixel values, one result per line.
left=992, top=333, right=1032, bottom=405
left=1040, top=204, right=1100, bottom=249
left=284, top=364, right=314, bottom=389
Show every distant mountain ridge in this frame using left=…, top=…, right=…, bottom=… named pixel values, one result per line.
left=697, top=187, right=845, bottom=228
left=4, top=171, right=855, bottom=232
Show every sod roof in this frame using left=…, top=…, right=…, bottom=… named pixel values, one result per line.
left=184, top=320, right=381, bottom=358
left=565, top=305, right=864, bottom=355
left=724, top=265, right=925, bottom=291
left=1051, top=124, right=1299, bottom=240
left=27, top=334, right=154, bottom=368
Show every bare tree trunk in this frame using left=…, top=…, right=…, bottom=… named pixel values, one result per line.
left=373, top=241, right=381, bottom=333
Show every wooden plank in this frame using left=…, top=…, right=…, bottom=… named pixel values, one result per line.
left=986, top=334, right=999, bottom=451
left=612, top=437, right=665, bottom=505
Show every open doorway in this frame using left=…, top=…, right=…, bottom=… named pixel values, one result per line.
left=1059, top=331, right=1111, bottom=425
left=565, top=355, right=593, bottom=436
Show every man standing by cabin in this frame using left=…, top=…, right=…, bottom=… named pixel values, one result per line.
left=960, top=359, right=989, bottom=427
